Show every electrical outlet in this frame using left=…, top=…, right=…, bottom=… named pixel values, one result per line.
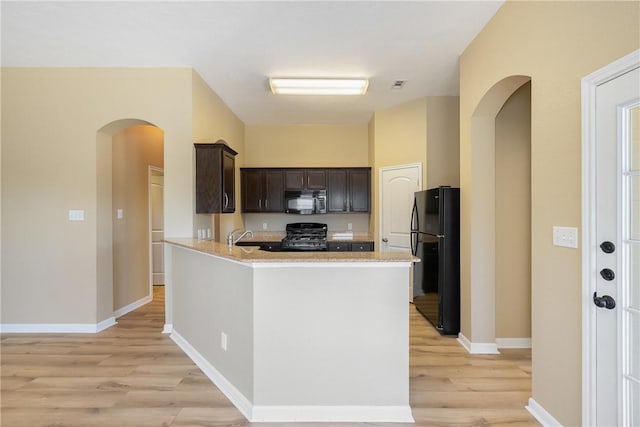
left=221, top=332, right=228, bottom=351
left=116, top=208, right=123, bottom=219
left=347, top=223, right=353, bottom=231
left=553, top=226, right=578, bottom=248
left=262, top=222, right=268, bottom=230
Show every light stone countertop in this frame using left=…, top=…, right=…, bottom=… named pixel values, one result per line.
left=164, top=238, right=418, bottom=264
left=239, top=231, right=374, bottom=243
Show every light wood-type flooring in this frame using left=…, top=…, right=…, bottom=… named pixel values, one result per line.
left=1, top=286, right=539, bottom=427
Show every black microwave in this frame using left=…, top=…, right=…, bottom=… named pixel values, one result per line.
left=284, top=190, right=327, bottom=215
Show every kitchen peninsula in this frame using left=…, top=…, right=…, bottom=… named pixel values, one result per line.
left=163, top=238, right=417, bottom=423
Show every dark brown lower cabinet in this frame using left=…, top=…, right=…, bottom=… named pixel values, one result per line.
left=327, top=241, right=374, bottom=252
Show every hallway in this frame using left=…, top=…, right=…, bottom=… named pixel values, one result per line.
left=1, top=287, right=538, bottom=426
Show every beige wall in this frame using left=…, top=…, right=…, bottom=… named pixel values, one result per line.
left=244, top=124, right=368, bottom=167
left=191, top=71, right=246, bottom=242
left=367, top=118, right=376, bottom=235
left=242, top=124, right=369, bottom=232
left=426, top=97, right=460, bottom=188
left=112, top=125, right=164, bottom=311
left=459, top=2, right=640, bottom=425
left=369, top=97, right=460, bottom=240
left=494, top=83, right=531, bottom=339
left=1, top=67, right=235, bottom=326
left=370, top=98, right=428, bottom=242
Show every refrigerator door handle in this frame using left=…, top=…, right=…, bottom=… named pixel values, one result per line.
left=410, top=231, right=418, bottom=256
left=411, top=200, right=419, bottom=232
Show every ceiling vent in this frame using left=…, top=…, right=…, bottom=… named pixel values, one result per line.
left=391, top=80, right=406, bottom=89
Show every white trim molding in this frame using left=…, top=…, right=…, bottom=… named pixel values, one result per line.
left=170, top=329, right=254, bottom=420
left=162, top=323, right=173, bottom=334
left=495, top=337, right=532, bottom=349
left=457, top=332, right=500, bottom=354
left=581, top=48, right=640, bottom=427
left=170, top=329, right=415, bottom=423
left=526, top=398, right=563, bottom=427
left=113, top=294, right=152, bottom=319
left=251, top=405, right=414, bottom=423
left=0, top=317, right=117, bottom=334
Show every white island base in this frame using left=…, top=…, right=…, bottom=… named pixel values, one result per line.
left=164, top=241, right=415, bottom=423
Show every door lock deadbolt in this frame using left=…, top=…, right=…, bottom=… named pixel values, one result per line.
left=600, top=268, right=615, bottom=281
left=600, top=241, right=615, bottom=254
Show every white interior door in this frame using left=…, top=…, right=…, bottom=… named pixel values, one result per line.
left=150, top=170, right=164, bottom=286
left=593, top=65, right=639, bottom=426
left=380, top=164, right=422, bottom=253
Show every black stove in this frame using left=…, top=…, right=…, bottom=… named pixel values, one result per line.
left=281, top=222, right=328, bottom=251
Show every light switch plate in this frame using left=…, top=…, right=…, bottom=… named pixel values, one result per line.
left=117, top=209, right=123, bottom=219
left=553, top=226, right=578, bottom=248
left=68, top=210, right=85, bottom=221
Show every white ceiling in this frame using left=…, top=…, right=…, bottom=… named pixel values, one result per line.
left=1, top=1, right=503, bottom=125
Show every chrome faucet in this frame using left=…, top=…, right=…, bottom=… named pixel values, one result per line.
left=227, top=229, right=253, bottom=247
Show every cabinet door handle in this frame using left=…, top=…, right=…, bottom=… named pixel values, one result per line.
left=259, top=199, right=262, bottom=210
left=223, top=192, right=229, bottom=209
left=265, top=199, right=269, bottom=210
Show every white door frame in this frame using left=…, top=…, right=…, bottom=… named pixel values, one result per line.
left=378, top=162, right=422, bottom=251
left=148, top=166, right=164, bottom=295
left=581, top=49, right=640, bottom=426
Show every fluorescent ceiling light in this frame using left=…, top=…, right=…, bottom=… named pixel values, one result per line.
left=269, top=78, right=369, bottom=95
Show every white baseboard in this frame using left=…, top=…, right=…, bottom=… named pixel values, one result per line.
left=162, top=323, right=173, bottom=334
left=526, top=397, right=563, bottom=426
left=496, top=337, right=532, bottom=349
left=457, top=332, right=500, bottom=354
left=170, top=329, right=254, bottom=420
left=252, top=405, right=414, bottom=422
left=171, top=329, right=415, bottom=423
left=113, top=294, right=152, bottom=318
left=95, top=316, right=117, bottom=332
left=0, top=316, right=117, bottom=334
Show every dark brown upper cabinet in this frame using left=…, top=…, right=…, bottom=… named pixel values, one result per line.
left=241, top=167, right=370, bottom=214
left=241, top=169, right=284, bottom=212
left=326, top=169, right=348, bottom=212
left=348, top=168, right=371, bottom=212
left=194, top=141, right=237, bottom=214
left=285, top=169, right=326, bottom=190
left=327, top=168, right=370, bottom=213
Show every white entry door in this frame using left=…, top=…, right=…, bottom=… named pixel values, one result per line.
left=380, top=164, right=422, bottom=253
left=587, top=56, right=639, bottom=426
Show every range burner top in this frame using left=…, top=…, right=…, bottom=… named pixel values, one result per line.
left=281, top=222, right=328, bottom=251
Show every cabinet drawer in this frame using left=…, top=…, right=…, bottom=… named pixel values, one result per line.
left=351, top=242, right=374, bottom=252
left=260, top=242, right=282, bottom=251
left=327, top=242, right=351, bottom=252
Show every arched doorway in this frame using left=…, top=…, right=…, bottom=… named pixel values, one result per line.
left=459, top=75, right=532, bottom=353
left=96, top=119, right=164, bottom=323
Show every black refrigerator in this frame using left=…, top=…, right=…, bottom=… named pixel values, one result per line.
left=410, top=186, right=460, bottom=335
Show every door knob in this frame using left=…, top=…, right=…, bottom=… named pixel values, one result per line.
left=600, top=268, right=615, bottom=281
left=593, top=292, right=616, bottom=309
left=600, top=241, right=615, bottom=254
left=382, top=238, right=389, bottom=243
